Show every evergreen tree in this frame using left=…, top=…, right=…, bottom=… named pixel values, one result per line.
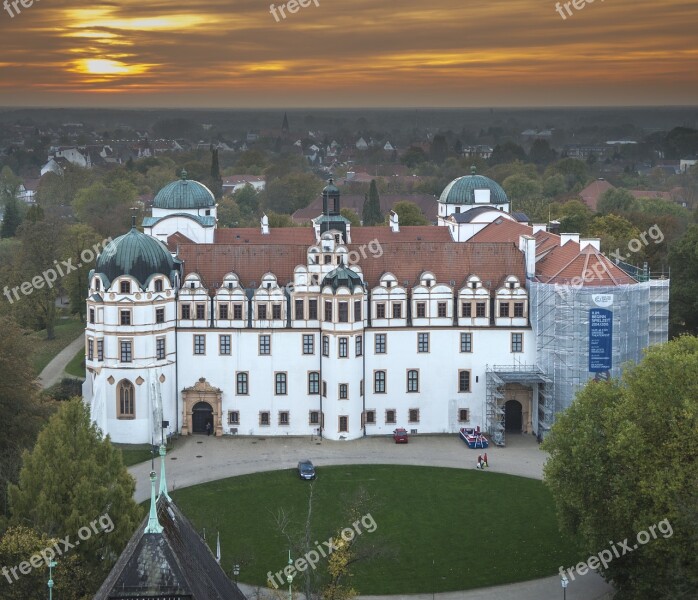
left=1, top=195, right=21, bottom=238
left=362, top=180, right=383, bottom=226
left=209, top=146, right=223, bottom=199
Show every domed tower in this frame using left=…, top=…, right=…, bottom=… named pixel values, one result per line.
left=437, top=166, right=510, bottom=225
left=313, top=179, right=352, bottom=243
left=143, top=169, right=217, bottom=244
left=83, top=218, right=181, bottom=444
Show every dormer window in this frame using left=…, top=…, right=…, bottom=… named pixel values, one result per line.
left=470, top=281, right=477, bottom=289
left=190, top=282, right=195, bottom=289
left=120, top=281, right=131, bottom=294
left=228, top=282, right=233, bottom=289
left=154, top=279, right=163, bottom=292
left=95, top=279, right=100, bottom=291
left=324, top=255, right=332, bottom=264
left=426, top=280, right=433, bottom=288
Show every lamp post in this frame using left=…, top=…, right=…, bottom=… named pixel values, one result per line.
left=561, top=573, right=569, bottom=600
left=287, top=550, right=293, bottom=600
left=47, top=560, right=57, bottom=600
left=233, top=563, right=240, bottom=583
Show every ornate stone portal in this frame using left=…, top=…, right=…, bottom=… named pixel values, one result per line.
left=181, top=378, right=223, bottom=437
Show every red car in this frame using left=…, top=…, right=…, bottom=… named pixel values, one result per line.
left=393, top=428, right=409, bottom=443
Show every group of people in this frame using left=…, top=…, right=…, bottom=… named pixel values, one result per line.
left=476, top=453, right=489, bottom=469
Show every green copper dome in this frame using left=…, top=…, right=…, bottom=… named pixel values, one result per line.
left=153, top=170, right=215, bottom=210
left=95, top=227, right=175, bottom=288
left=322, top=265, right=363, bottom=292
left=439, top=168, right=508, bottom=205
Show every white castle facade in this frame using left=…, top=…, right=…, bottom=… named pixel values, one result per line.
left=83, top=171, right=669, bottom=445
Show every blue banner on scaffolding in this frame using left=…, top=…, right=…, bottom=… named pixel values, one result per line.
left=589, top=308, right=613, bottom=372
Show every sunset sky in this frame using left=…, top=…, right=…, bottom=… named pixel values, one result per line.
left=0, top=0, right=696, bottom=108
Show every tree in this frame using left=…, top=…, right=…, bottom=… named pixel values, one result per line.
left=543, top=337, right=698, bottom=599
left=0, top=166, right=22, bottom=238
left=489, top=141, right=526, bottom=166
left=542, top=174, right=567, bottom=199
left=265, top=173, right=322, bottom=214
left=209, top=147, right=223, bottom=199
left=502, top=174, right=542, bottom=203
left=545, top=158, right=588, bottom=191
left=9, top=399, right=142, bottom=589
left=597, top=188, right=638, bottom=216
left=72, top=177, right=137, bottom=238
left=430, top=134, right=449, bottom=165
left=554, top=200, right=592, bottom=234
left=392, top=201, right=428, bottom=226
left=362, top=180, right=383, bottom=226
left=62, top=224, right=104, bottom=321
left=400, top=146, right=428, bottom=169
left=528, top=139, right=557, bottom=165
left=588, top=214, right=642, bottom=260
left=669, top=225, right=698, bottom=336
left=340, top=208, right=361, bottom=228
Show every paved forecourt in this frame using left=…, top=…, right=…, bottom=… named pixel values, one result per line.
left=128, top=433, right=612, bottom=600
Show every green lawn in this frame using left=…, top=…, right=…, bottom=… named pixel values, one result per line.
left=116, top=444, right=157, bottom=467
left=65, top=347, right=86, bottom=378
left=171, top=465, right=582, bottom=594
left=27, top=316, right=84, bottom=374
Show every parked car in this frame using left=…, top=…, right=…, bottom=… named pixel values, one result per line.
left=393, top=428, right=409, bottom=443
left=297, top=460, right=316, bottom=480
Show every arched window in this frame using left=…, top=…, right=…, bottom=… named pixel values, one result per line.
left=117, top=380, right=135, bottom=419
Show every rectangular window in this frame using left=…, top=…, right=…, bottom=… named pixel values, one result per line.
left=120, top=310, right=131, bottom=326
left=365, top=410, right=375, bottom=424
left=339, top=383, right=348, bottom=399
left=458, top=408, right=470, bottom=422
left=309, top=411, right=320, bottom=425
left=181, top=304, right=191, bottom=320
left=228, top=411, right=240, bottom=425
left=279, top=411, right=289, bottom=425
left=308, top=299, right=318, bottom=320
left=354, top=300, right=362, bottom=321
left=375, top=334, right=386, bottom=354
left=260, top=411, right=270, bottom=426
left=154, top=279, right=163, bottom=292
left=374, top=371, right=386, bottom=393
left=258, top=304, right=267, bottom=320
left=120, top=340, right=132, bottom=363
left=120, top=281, right=130, bottom=294
left=219, top=334, right=231, bottom=355
left=416, top=302, right=426, bottom=318
left=514, top=302, right=525, bottom=318
left=324, top=300, right=333, bottom=322
left=155, top=308, right=165, bottom=323
left=338, top=302, right=348, bottom=323
left=233, top=304, right=243, bottom=320
left=476, top=302, right=486, bottom=317
left=499, top=302, right=510, bottom=318
left=339, top=416, right=348, bottom=432
left=219, top=304, right=229, bottom=320
left=437, top=302, right=447, bottom=317
left=87, top=338, right=94, bottom=361
left=355, top=335, right=363, bottom=357
left=409, top=409, right=420, bottom=423
left=295, top=299, right=304, bottom=320
left=275, top=373, right=287, bottom=395
left=272, top=304, right=282, bottom=320
left=462, top=302, right=472, bottom=317
left=392, top=303, right=402, bottom=319
left=236, top=372, right=249, bottom=395
left=376, top=303, right=386, bottom=318
left=196, top=304, right=205, bottom=320
left=338, top=337, right=348, bottom=358
left=407, top=369, right=419, bottom=392
left=458, top=370, right=471, bottom=392
left=89, top=308, right=95, bottom=323
left=360, top=379, right=364, bottom=396
left=156, top=337, right=166, bottom=360
left=259, top=334, right=271, bottom=355
left=417, top=332, right=429, bottom=353
left=308, top=372, right=320, bottom=395
left=194, top=334, right=205, bottom=355
left=97, top=339, right=103, bottom=361
left=322, top=335, right=329, bottom=357
left=460, top=332, right=472, bottom=353
left=303, top=334, right=314, bottom=355
left=322, top=381, right=327, bottom=397
left=385, top=409, right=396, bottom=424
left=511, top=332, right=523, bottom=353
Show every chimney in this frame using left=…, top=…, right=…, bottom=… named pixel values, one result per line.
left=580, top=238, right=601, bottom=251
left=548, top=220, right=561, bottom=235
left=560, top=233, right=580, bottom=245
left=532, top=223, right=546, bottom=234
left=518, top=235, right=536, bottom=279
left=389, top=210, right=400, bottom=233
left=261, top=214, right=269, bottom=235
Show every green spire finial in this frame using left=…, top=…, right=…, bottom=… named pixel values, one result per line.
left=470, top=165, right=477, bottom=175
left=180, top=169, right=188, bottom=180
left=145, top=471, right=163, bottom=534
left=157, top=444, right=172, bottom=501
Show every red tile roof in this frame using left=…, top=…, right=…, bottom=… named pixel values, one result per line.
left=579, top=179, right=615, bottom=211
left=536, top=243, right=635, bottom=285
left=214, top=228, right=316, bottom=245
left=466, top=218, right=531, bottom=244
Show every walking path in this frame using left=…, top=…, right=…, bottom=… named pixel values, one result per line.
left=128, top=434, right=612, bottom=600
left=37, top=333, right=84, bottom=389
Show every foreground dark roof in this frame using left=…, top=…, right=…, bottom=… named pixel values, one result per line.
left=94, top=497, right=246, bottom=600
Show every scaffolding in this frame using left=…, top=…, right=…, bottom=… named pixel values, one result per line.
left=485, top=363, right=553, bottom=446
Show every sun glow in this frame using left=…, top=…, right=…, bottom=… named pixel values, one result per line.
left=75, top=59, right=150, bottom=76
